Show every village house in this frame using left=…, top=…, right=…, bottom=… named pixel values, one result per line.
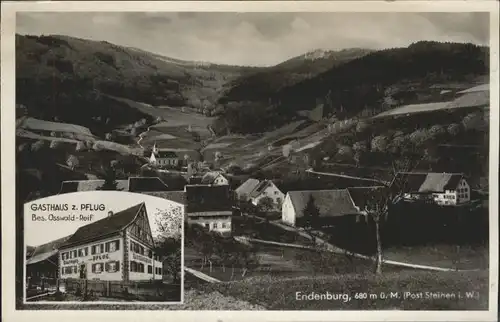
left=281, top=187, right=386, bottom=227
left=185, top=184, right=234, bottom=235
left=149, top=143, right=179, bottom=167
left=26, top=235, right=72, bottom=286
left=58, top=202, right=163, bottom=282
left=390, top=172, right=471, bottom=206
left=235, top=179, right=284, bottom=211
left=201, top=171, right=229, bottom=186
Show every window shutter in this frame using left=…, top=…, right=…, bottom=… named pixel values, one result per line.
left=91, top=264, right=95, bottom=273
left=105, top=262, right=109, bottom=272
left=116, top=261, right=120, bottom=272
left=105, top=243, right=109, bottom=252
left=116, top=240, right=120, bottom=251
left=91, top=246, right=95, bottom=255
left=100, top=244, right=104, bottom=253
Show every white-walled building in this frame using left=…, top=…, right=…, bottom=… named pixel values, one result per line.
left=391, top=172, right=471, bottom=206
left=185, top=184, right=233, bottom=235
left=58, top=202, right=163, bottom=281
left=149, top=143, right=179, bottom=167
left=235, top=179, right=284, bottom=211
left=201, top=171, right=229, bottom=186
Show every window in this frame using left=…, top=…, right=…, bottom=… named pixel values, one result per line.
left=204, top=223, right=209, bottom=228
left=274, top=191, right=278, bottom=195
left=92, top=263, right=103, bottom=274
left=148, top=250, right=153, bottom=258
left=213, top=222, right=218, bottom=229
left=106, top=261, right=119, bottom=273
left=130, top=261, right=137, bottom=272
left=139, top=263, right=144, bottom=273
left=107, top=240, right=119, bottom=252
left=222, top=223, right=227, bottom=229
left=148, top=265, right=153, bottom=274
left=100, top=244, right=105, bottom=254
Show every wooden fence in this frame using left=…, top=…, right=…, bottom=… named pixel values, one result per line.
left=62, top=279, right=181, bottom=301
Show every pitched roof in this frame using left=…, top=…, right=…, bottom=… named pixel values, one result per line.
left=59, top=179, right=129, bottom=194
left=26, top=235, right=72, bottom=265
left=61, top=202, right=144, bottom=248
left=141, top=191, right=186, bottom=205
left=188, top=176, right=203, bottom=184
left=235, top=178, right=260, bottom=196
left=249, top=180, right=273, bottom=198
left=154, top=151, right=178, bottom=158
left=287, top=189, right=360, bottom=218
left=201, top=172, right=226, bottom=185
left=128, top=177, right=169, bottom=192
left=185, top=185, right=233, bottom=213
left=391, top=172, right=464, bottom=193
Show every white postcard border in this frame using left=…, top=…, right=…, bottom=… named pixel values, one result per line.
left=2, top=1, right=499, bottom=321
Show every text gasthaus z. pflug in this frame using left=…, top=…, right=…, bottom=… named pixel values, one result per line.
left=29, top=203, right=106, bottom=222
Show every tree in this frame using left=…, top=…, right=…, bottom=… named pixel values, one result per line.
left=428, top=125, right=446, bottom=138
left=363, top=188, right=391, bottom=275
left=257, top=196, right=274, bottom=214
left=447, top=123, right=461, bottom=137
left=302, top=194, right=321, bottom=242
left=97, top=166, right=120, bottom=190
left=49, top=140, right=61, bottom=149
left=105, top=133, right=113, bottom=141
left=153, top=206, right=183, bottom=284
left=31, top=140, right=46, bottom=152
left=76, top=141, right=86, bottom=151
left=462, top=112, right=485, bottom=131
left=66, top=154, right=79, bottom=170
left=409, top=128, right=432, bottom=147
left=371, top=135, right=389, bottom=152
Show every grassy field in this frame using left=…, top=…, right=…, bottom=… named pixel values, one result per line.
left=17, top=117, right=94, bottom=137
left=197, top=270, right=489, bottom=310
left=383, top=244, right=489, bottom=270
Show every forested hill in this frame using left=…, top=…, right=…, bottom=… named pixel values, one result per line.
left=213, top=41, right=489, bottom=134
left=220, top=48, right=373, bottom=103
left=16, top=34, right=258, bottom=133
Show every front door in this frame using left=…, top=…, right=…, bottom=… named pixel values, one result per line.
left=79, top=264, right=87, bottom=279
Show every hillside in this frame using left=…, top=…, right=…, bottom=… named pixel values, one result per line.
left=16, top=34, right=257, bottom=135
left=220, top=48, right=372, bottom=103
left=214, top=41, right=489, bottom=134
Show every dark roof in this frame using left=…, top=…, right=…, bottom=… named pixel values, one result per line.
left=287, top=189, right=360, bottom=218
left=128, top=177, right=169, bottom=192
left=347, top=186, right=387, bottom=209
left=26, top=235, right=72, bottom=265
left=188, top=176, right=203, bottom=184
left=141, top=191, right=186, bottom=205
left=185, top=185, right=233, bottom=213
left=59, top=180, right=129, bottom=194
left=391, top=172, right=464, bottom=193
left=154, top=151, right=178, bottom=158
left=61, top=202, right=144, bottom=248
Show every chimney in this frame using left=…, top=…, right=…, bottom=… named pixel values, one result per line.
left=108, top=211, right=114, bottom=217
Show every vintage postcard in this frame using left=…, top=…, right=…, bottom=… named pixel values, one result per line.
left=1, top=1, right=498, bottom=321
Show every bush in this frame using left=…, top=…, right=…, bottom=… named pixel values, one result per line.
left=371, top=135, right=389, bottom=152
left=447, top=123, right=461, bottom=136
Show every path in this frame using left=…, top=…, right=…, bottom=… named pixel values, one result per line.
left=306, top=168, right=389, bottom=185
left=244, top=213, right=472, bottom=272
left=184, top=267, right=222, bottom=283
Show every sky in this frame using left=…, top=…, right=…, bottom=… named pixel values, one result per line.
left=17, top=12, right=489, bottom=66
left=25, top=191, right=183, bottom=246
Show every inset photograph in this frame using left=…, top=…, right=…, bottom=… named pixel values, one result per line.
left=24, top=191, right=183, bottom=303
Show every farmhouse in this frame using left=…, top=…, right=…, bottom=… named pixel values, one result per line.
left=26, top=235, right=72, bottom=283
left=185, top=184, right=233, bottom=235
left=201, top=171, right=229, bottom=186
left=235, top=179, right=284, bottom=210
left=282, top=189, right=368, bottom=227
left=390, top=172, right=471, bottom=206
left=58, top=202, right=163, bottom=282
left=149, top=143, right=179, bottom=167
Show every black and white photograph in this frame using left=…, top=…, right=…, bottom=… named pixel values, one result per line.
left=1, top=1, right=498, bottom=320
left=24, top=191, right=183, bottom=303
